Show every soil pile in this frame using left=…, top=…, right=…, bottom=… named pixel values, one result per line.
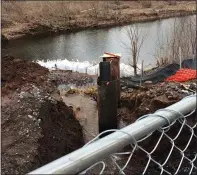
left=2, top=55, right=49, bottom=95
left=50, top=70, right=95, bottom=87
left=1, top=56, right=84, bottom=174
left=119, top=82, right=196, bottom=123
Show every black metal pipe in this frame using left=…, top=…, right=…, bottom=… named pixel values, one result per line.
left=98, top=80, right=118, bottom=138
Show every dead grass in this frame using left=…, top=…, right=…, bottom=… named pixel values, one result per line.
left=83, top=86, right=97, bottom=98
left=1, top=1, right=196, bottom=39
left=141, top=1, right=152, bottom=8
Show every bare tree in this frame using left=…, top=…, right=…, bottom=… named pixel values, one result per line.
left=122, top=25, right=146, bottom=76
left=154, top=16, right=196, bottom=67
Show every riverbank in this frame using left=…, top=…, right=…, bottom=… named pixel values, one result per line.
left=2, top=1, right=196, bottom=40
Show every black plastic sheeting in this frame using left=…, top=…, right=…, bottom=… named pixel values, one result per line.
left=121, top=58, right=196, bottom=86
left=182, top=58, right=197, bottom=70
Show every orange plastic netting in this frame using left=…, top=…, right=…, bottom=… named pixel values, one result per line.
left=165, top=68, right=196, bottom=82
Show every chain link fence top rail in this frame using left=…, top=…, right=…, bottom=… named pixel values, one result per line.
left=29, top=94, right=197, bottom=175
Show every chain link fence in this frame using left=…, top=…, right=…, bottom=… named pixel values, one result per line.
left=80, top=99, right=197, bottom=175
left=29, top=94, right=196, bottom=175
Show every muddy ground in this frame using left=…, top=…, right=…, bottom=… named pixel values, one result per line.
left=1, top=55, right=196, bottom=174
left=1, top=56, right=87, bottom=174
left=119, top=81, right=196, bottom=123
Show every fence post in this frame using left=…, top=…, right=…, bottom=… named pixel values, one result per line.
left=140, top=60, right=144, bottom=86
left=179, top=47, right=182, bottom=69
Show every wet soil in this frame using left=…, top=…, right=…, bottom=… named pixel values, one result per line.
left=2, top=55, right=49, bottom=96
left=62, top=93, right=98, bottom=142
left=119, top=82, right=196, bottom=122
left=1, top=56, right=85, bottom=174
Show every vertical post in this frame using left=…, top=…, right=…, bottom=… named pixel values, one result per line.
left=103, top=53, right=120, bottom=106
left=179, top=47, right=182, bottom=69
left=97, top=61, right=118, bottom=138
left=140, top=60, right=144, bottom=86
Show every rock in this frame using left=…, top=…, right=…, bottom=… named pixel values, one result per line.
left=16, top=88, right=20, bottom=93
left=19, top=94, right=23, bottom=99
left=172, top=93, right=178, bottom=98
left=167, top=95, right=173, bottom=100
left=51, top=100, right=57, bottom=104
left=51, top=89, right=61, bottom=101
left=22, top=92, right=34, bottom=98
left=38, top=119, right=41, bottom=123
left=33, top=112, right=37, bottom=116
left=189, top=83, right=196, bottom=90
left=121, top=86, right=127, bottom=90
left=153, top=95, right=169, bottom=104
left=76, top=106, right=81, bottom=111
left=144, top=81, right=153, bottom=85
left=181, top=90, right=190, bottom=95
left=144, top=81, right=152, bottom=84
left=170, top=84, right=177, bottom=89
left=28, top=115, right=33, bottom=119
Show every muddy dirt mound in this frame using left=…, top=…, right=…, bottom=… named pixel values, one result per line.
left=2, top=55, right=49, bottom=95
left=1, top=84, right=84, bottom=174
left=1, top=56, right=84, bottom=174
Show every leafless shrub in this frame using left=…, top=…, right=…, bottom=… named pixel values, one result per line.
left=155, top=16, right=196, bottom=67
left=122, top=25, right=146, bottom=76
left=156, top=57, right=170, bottom=67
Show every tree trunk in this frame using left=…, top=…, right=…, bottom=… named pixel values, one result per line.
left=132, top=41, right=137, bottom=76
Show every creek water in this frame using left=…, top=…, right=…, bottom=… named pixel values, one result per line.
left=2, top=15, right=195, bottom=76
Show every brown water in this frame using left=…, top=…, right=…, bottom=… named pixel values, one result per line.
left=60, top=89, right=126, bottom=143
left=62, top=93, right=98, bottom=142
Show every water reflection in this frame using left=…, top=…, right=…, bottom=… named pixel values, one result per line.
left=3, top=15, right=195, bottom=67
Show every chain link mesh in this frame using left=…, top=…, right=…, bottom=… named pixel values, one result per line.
left=80, top=102, right=197, bottom=175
